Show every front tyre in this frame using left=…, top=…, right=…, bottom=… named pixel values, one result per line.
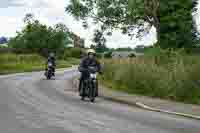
left=80, top=80, right=87, bottom=101
left=80, top=86, right=85, bottom=101
left=46, top=70, right=52, bottom=80
left=47, top=74, right=51, bottom=80
left=89, top=80, right=96, bottom=103
left=90, top=98, right=95, bottom=103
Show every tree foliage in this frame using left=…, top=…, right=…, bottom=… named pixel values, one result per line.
left=66, top=0, right=157, bottom=39
left=159, top=0, right=194, bottom=48
left=9, top=13, right=72, bottom=55
left=192, top=0, right=200, bottom=46
left=66, top=0, right=198, bottom=49
left=92, top=29, right=108, bottom=53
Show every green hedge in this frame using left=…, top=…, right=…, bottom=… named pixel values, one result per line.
left=63, top=48, right=82, bottom=59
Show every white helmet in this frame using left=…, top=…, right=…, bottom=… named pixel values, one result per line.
left=50, top=52, right=55, bottom=57
left=87, top=49, right=96, bottom=55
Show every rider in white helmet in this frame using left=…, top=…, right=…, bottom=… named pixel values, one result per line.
left=78, top=49, right=102, bottom=96
left=47, top=52, right=56, bottom=76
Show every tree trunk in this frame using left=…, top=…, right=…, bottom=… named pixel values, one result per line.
left=144, top=0, right=160, bottom=46
left=154, top=15, right=160, bottom=47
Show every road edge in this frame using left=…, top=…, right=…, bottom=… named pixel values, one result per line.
left=101, top=94, right=200, bottom=120
left=0, top=66, right=77, bottom=79
left=65, top=75, right=200, bottom=121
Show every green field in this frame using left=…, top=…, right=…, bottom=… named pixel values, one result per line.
left=0, top=53, right=79, bottom=74
left=101, top=55, right=200, bottom=105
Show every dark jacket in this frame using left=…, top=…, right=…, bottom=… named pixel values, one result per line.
left=78, top=57, right=102, bottom=77
left=47, top=56, right=56, bottom=67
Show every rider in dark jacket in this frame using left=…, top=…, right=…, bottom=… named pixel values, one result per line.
left=78, top=49, right=102, bottom=96
left=47, top=52, right=56, bottom=76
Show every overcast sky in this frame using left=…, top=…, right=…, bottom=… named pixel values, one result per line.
left=1, top=0, right=198, bottom=48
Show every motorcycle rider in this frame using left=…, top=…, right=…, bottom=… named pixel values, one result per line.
left=78, top=49, right=102, bottom=97
left=47, top=52, right=56, bottom=76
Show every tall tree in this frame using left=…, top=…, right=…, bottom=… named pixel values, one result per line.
left=159, top=0, right=193, bottom=48
left=192, top=0, right=200, bottom=46
left=9, top=14, right=72, bottom=54
left=92, top=29, right=108, bottom=53
left=66, top=0, right=197, bottom=48
left=23, top=13, right=34, bottom=24
left=66, top=0, right=159, bottom=42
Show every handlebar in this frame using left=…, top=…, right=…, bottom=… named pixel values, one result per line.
left=79, top=66, right=102, bottom=74
left=87, top=67, right=98, bottom=73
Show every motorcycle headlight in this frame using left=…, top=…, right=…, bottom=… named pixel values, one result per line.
left=90, top=74, right=97, bottom=79
left=48, top=63, right=53, bottom=66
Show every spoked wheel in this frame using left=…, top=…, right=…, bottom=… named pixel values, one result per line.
left=80, top=81, right=87, bottom=101
left=90, top=98, right=95, bottom=103
left=89, top=81, right=96, bottom=103
left=89, top=87, right=95, bottom=103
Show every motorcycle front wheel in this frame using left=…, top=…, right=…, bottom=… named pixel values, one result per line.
left=80, top=80, right=86, bottom=100
left=46, top=71, right=52, bottom=79
left=89, top=80, right=96, bottom=102
left=47, top=75, right=51, bottom=80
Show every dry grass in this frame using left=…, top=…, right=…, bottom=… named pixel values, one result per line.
left=0, top=53, right=77, bottom=74
left=101, top=55, right=200, bottom=104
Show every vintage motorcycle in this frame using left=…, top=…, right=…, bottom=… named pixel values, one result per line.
left=80, top=66, right=98, bottom=102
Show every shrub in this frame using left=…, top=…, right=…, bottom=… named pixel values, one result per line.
left=0, top=53, right=44, bottom=64
left=70, top=48, right=82, bottom=58
left=96, top=53, right=103, bottom=59
left=104, top=51, right=112, bottom=58
left=63, top=48, right=72, bottom=59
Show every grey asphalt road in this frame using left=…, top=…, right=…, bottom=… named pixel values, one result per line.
left=0, top=68, right=200, bottom=133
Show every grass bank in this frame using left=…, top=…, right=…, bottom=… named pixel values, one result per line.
left=101, top=55, right=200, bottom=105
left=0, top=53, right=79, bottom=74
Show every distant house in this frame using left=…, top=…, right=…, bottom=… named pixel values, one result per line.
left=71, top=34, right=85, bottom=48
left=111, top=51, right=144, bottom=59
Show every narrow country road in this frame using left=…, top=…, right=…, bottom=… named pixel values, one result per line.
left=0, top=68, right=199, bottom=133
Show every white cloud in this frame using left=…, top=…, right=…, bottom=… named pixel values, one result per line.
left=0, top=0, right=157, bottom=48
left=0, top=0, right=23, bottom=8
left=0, top=16, right=23, bottom=37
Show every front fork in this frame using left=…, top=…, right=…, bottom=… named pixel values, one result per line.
left=89, top=79, right=98, bottom=98
left=80, top=78, right=98, bottom=97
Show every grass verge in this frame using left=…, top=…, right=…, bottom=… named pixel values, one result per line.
left=101, top=56, right=200, bottom=105
left=0, top=53, right=79, bottom=75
